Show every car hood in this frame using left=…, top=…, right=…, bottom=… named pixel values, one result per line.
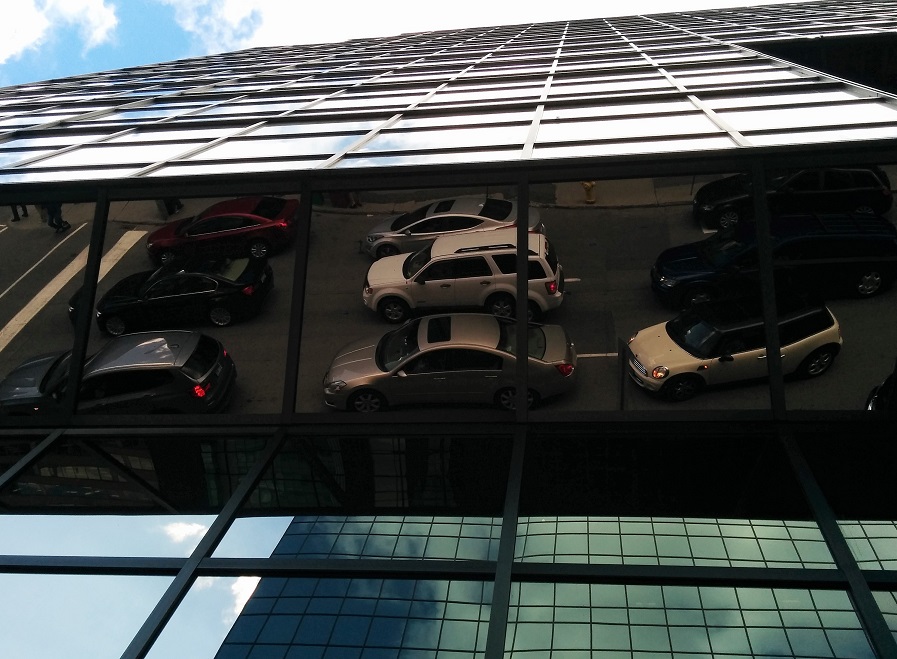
left=325, top=337, right=385, bottom=383
left=695, top=174, right=750, bottom=205
left=366, top=254, right=409, bottom=286
left=654, top=241, right=714, bottom=277
left=147, top=216, right=194, bottom=243
left=0, top=352, right=62, bottom=403
left=628, top=322, right=700, bottom=372
left=97, top=271, right=154, bottom=309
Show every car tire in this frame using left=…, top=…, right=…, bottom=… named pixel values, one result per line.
left=102, top=315, right=127, bottom=336
left=855, top=270, right=887, bottom=297
left=159, top=250, right=177, bottom=266
left=495, top=387, right=537, bottom=411
left=527, top=301, right=542, bottom=321
left=248, top=239, right=270, bottom=259
left=486, top=293, right=515, bottom=318
left=348, top=389, right=387, bottom=413
left=717, top=209, right=740, bottom=230
left=797, top=345, right=838, bottom=378
left=853, top=204, right=875, bottom=215
left=209, top=306, right=234, bottom=326
left=378, top=297, right=409, bottom=323
left=662, top=375, right=704, bottom=402
left=376, top=244, right=399, bottom=259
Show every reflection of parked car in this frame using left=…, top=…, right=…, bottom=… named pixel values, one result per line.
left=323, top=313, right=577, bottom=412
left=627, top=295, right=842, bottom=402
left=362, top=196, right=544, bottom=259
left=363, top=227, right=565, bottom=323
left=866, top=372, right=895, bottom=411
left=693, top=166, right=893, bottom=230
left=0, top=331, right=237, bottom=415
left=146, top=196, right=298, bottom=265
left=68, top=256, right=273, bottom=336
left=651, top=213, right=897, bottom=308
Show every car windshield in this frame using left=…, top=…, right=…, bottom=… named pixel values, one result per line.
left=403, top=245, right=432, bottom=279
left=376, top=320, right=421, bottom=371
left=700, top=235, right=753, bottom=268
left=41, top=352, right=72, bottom=395
left=390, top=204, right=433, bottom=231
left=498, top=320, right=547, bottom=359
left=666, top=312, right=721, bottom=358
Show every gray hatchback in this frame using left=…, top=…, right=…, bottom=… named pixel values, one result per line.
left=0, top=331, right=236, bottom=415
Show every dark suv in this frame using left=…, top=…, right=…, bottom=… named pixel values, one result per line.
left=651, top=213, right=897, bottom=308
left=693, top=166, right=893, bottom=230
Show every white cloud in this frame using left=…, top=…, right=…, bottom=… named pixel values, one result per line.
left=2, top=0, right=117, bottom=65
left=163, top=521, right=209, bottom=546
left=227, top=576, right=260, bottom=622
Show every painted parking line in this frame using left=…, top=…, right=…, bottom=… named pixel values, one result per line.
left=0, top=229, right=146, bottom=354
left=578, top=353, right=619, bottom=358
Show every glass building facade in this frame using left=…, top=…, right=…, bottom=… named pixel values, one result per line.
left=1, top=1, right=897, bottom=657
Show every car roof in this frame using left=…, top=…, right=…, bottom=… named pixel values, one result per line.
left=417, top=314, right=501, bottom=351
left=431, top=227, right=543, bottom=257
left=691, top=294, right=830, bottom=330
left=84, top=331, right=201, bottom=376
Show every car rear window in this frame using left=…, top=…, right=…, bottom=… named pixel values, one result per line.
left=252, top=197, right=287, bottom=219
left=182, top=335, right=221, bottom=380
left=214, top=257, right=251, bottom=282
left=778, top=308, right=835, bottom=346
left=479, top=199, right=513, bottom=221
left=498, top=321, right=548, bottom=359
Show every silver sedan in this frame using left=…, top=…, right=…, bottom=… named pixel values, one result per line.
left=323, top=313, right=576, bottom=412
left=362, top=196, right=544, bottom=259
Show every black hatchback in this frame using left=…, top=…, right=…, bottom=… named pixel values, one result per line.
left=693, top=166, right=893, bottom=230
left=69, top=255, right=273, bottom=336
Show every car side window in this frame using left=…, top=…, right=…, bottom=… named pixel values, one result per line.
left=824, top=169, right=853, bottom=190
left=404, top=350, right=448, bottom=374
left=449, top=349, right=503, bottom=371
left=785, top=171, right=821, bottom=192
left=145, top=278, right=187, bottom=298
left=489, top=255, right=549, bottom=279
left=417, top=260, right=454, bottom=281
left=181, top=276, right=217, bottom=294
left=411, top=216, right=482, bottom=233
left=528, top=259, right=549, bottom=280
left=717, top=325, right=766, bottom=356
left=80, top=370, right=173, bottom=400
left=454, top=257, right=492, bottom=278
left=779, top=310, right=834, bottom=346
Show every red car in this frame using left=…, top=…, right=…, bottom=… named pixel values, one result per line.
left=146, top=196, right=299, bottom=265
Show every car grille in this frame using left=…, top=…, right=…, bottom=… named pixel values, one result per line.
left=627, top=348, right=648, bottom=376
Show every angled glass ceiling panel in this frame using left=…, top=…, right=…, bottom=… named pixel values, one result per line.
left=356, top=124, right=528, bottom=153
left=334, top=149, right=523, bottom=168
left=392, top=111, right=533, bottom=129
left=748, top=125, right=897, bottom=146
left=534, top=135, right=735, bottom=158
left=23, top=141, right=206, bottom=168
left=676, top=69, right=803, bottom=87
left=425, top=86, right=545, bottom=104
left=536, top=113, right=722, bottom=142
left=704, top=90, right=862, bottom=110
left=0, top=150, right=54, bottom=167
left=0, top=166, right=140, bottom=183
left=720, top=101, right=897, bottom=132
left=549, top=77, right=674, bottom=95
left=543, top=100, right=696, bottom=120
left=147, top=158, right=324, bottom=177
left=104, top=127, right=236, bottom=143
left=311, top=95, right=430, bottom=110
left=192, top=134, right=366, bottom=160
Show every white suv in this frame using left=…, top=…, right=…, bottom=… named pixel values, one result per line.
left=362, top=228, right=565, bottom=323
left=627, top=295, right=842, bottom=401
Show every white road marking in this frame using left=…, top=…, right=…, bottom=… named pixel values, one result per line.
left=0, top=223, right=87, bottom=302
left=578, top=353, right=619, bottom=358
left=565, top=277, right=581, bottom=283
left=0, top=229, right=146, bottom=354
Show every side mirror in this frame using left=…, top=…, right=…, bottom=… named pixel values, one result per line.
left=395, top=370, right=407, bottom=378
left=718, top=354, right=734, bottom=362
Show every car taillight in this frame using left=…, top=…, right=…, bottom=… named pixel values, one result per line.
left=556, top=363, right=574, bottom=377
left=192, top=382, right=210, bottom=398
left=242, top=284, right=256, bottom=295
left=545, top=280, right=558, bottom=294
left=274, top=219, right=289, bottom=228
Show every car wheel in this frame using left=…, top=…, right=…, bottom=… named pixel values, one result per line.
left=376, top=244, right=399, bottom=259
left=209, top=306, right=234, bottom=326
left=853, top=204, right=875, bottom=215
left=159, top=250, right=177, bottom=266
left=797, top=346, right=838, bottom=378
left=102, top=315, right=126, bottom=336
left=662, top=375, right=704, bottom=402
left=681, top=286, right=715, bottom=308
left=487, top=294, right=515, bottom=318
left=348, top=389, right=386, bottom=413
left=378, top=297, right=409, bottom=323
left=717, top=209, right=740, bottom=230
left=527, top=301, right=541, bottom=321
left=248, top=239, right=270, bottom=259
left=856, top=270, right=884, bottom=297
left=495, top=387, right=537, bottom=411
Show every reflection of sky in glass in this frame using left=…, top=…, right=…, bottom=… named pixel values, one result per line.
left=147, top=158, right=323, bottom=177
left=335, top=149, right=522, bottom=168
left=0, top=133, right=109, bottom=147
left=425, top=86, right=544, bottom=104
left=312, top=95, right=428, bottom=109
left=748, top=126, right=897, bottom=146
left=358, top=125, right=527, bottom=153
left=515, top=517, right=835, bottom=568
left=250, top=120, right=382, bottom=135
left=534, top=135, right=734, bottom=158
left=0, top=113, right=80, bottom=128
left=508, top=583, right=874, bottom=658
left=0, top=166, right=139, bottom=184
left=187, top=134, right=362, bottom=160
left=0, top=575, right=172, bottom=659
left=653, top=51, right=756, bottom=65
left=392, top=110, right=533, bottom=129
left=106, top=128, right=235, bottom=143
left=677, top=70, right=801, bottom=86
left=720, top=102, right=897, bottom=132
left=549, top=77, right=673, bottom=95
left=705, top=90, right=859, bottom=110
left=0, top=149, right=54, bottom=167
left=543, top=100, right=696, bottom=120
left=25, top=142, right=201, bottom=167
left=193, top=102, right=306, bottom=116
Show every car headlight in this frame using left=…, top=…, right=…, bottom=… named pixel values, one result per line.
left=628, top=332, right=638, bottom=344
left=657, top=275, right=678, bottom=289
left=367, top=234, right=383, bottom=243
left=651, top=366, right=669, bottom=380
left=325, top=380, right=347, bottom=393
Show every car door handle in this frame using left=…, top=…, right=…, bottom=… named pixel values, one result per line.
left=440, top=284, right=451, bottom=288
left=480, top=281, right=491, bottom=285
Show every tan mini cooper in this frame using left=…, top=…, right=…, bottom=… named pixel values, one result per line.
left=627, top=296, right=842, bottom=402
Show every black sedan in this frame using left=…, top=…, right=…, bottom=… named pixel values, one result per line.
left=69, top=256, right=273, bottom=335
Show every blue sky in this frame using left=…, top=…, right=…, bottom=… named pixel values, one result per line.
left=2, top=0, right=805, bottom=88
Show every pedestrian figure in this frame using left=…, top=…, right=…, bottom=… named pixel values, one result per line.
left=163, top=198, right=184, bottom=215
left=9, top=204, right=28, bottom=222
left=40, top=203, right=70, bottom=233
